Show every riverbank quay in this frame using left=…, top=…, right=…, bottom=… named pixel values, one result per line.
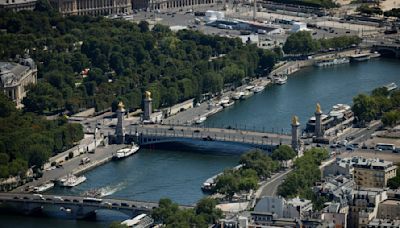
left=163, top=77, right=272, bottom=126
left=270, top=48, right=374, bottom=78
left=12, top=144, right=125, bottom=193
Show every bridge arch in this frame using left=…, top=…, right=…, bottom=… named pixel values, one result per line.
left=374, top=47, right=398, bottom=58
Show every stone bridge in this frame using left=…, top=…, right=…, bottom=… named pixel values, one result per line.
left=122, top=124, right=293, bottom=153
left=0, top=193, right=191, bottom=220
left=372, top=43, right=400, bottom=58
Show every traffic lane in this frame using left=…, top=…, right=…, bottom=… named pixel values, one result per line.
left=260, top=169, right=292, bottom=197
left=126, top=125, right=291, bottom=142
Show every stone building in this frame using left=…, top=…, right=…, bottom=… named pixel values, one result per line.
left=0, top=0, right=37, bottom=11
left=149, top=0, right=215, bottom=10
left=0, top=56, right=37, bottom=108
left=50, top=0, right=131, bottom=16
left=348, top=188, right=387, bottom=228
left=377, top=199, right=400, bottom=220
left=353, top=158, right=397, bottom=188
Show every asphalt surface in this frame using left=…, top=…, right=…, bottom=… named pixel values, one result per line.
left=259, top=169, right=292, bottom=197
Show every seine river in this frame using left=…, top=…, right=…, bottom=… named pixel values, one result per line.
left=2, top=58, right=400, bottom=227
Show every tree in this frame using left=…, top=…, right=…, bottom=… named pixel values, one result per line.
left=356, top=4, right=383, bottom=15
left=0, top=153, right=9, bottom=165
left=195, top=198, right=223, bottom=224
left=152, top=198, right=211, bottom=227
left=382, top=110, right=400, bottom=127
left=352, top=93, right=378, bottom=124
left=271, top=145, right=296, bottom=161
left=278, top=147, right=328, bottom=198
left=34, top=0, right=54, bottom=12
left=152, top=198, right=180, bottom=223
left=139, top=20, right=150, bottom=33
left=283, top=31, right=319, bottom=55
left=0, top=93, right=16, bottom=117
left=23, top=82, right=64, bottom=114
left=388, top=176, right=400, bottom=189
left=214, top=170, right=238, bottom=198
left=240, top=149, right=280, bottom=179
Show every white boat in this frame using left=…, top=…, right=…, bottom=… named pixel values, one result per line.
left=252, top=86, right=265, bottom=93
left=275, top=76, right=287, bottom=85
left=350, top=53, right=370, bottom=62
left=314, top=57, right=350, bottom=67
left=384, top=82, right=397, bottom=92
left=219, top=97, right=230, bottom=105
left=195, top=116, right=207, bottom=124
left=58, top=174, right=87, bottom=187
left=240, top=90, right=253, bottom=99
left=33, top=182, right=54, bottom=193
left=245, top=85, right=255, bottom=91
left=232, top=91, right=244, bottom=100
left=113, top=143, right=140, bottom=160
left=223, top=100, right=235, bottom=108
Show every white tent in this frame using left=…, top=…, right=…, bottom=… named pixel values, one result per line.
left=290, top=22, right=310, bottom=33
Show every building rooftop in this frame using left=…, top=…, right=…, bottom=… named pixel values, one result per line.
left=380, top=199, right=400, bottom=206
left=0, top=57, right=36, bottom=88
left=286, top=197, right=312, bottom=207
left=368, top=219, right=400, bottom=226
left=337, top=156, right=395, bottom=170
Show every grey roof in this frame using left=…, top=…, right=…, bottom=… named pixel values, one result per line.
left=0, top=58, right=35, bottom=87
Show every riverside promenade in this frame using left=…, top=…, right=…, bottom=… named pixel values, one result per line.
left=13, top=144, right=125, bottom=193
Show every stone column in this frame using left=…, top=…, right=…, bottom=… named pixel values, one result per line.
left=314, top=103, right=323, bottom=138
left=115, top=101, right=125, bottom=144
left=291, top=115, right=300, bottom=152
left=143, top=91, right=152, bottom=121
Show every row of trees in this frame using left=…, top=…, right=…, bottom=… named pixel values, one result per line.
left=356, top=4, right=400, bottom=18
left=213, top=147, right=296, bottom=198
left=0, top=7, right=281, bottom=115
left=283, top=31, right=362, bottom=55
left=384, top=8, right=400, bottom=18
left=387, top=167, right=400, bottom=189
left=151, top=198, right=222, bottom=227
left=356, top=4, right=383, bottom=16
left=352, top=87, right=400, bottom=126
left=0, top=94, right=83, bottom=179
left=277, top=148, right=329, bottom=209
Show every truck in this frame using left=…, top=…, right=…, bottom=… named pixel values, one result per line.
left=80, top=157, right=90, bottom=165
left=257, top=29, right=267, bottom=34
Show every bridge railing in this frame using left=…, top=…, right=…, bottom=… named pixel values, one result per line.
left=160, top=120, right=291, bottom=136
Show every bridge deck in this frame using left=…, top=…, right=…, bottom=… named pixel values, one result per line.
left=128, top=124, right=292, bottom=146
left=0, top=193, right=192, bottom=211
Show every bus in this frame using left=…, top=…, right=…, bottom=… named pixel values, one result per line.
left=82, top=197, right=103, bottom=204
left=375, top=143, right=395, bottom=151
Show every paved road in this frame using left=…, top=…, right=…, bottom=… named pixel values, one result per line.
left=259, top=169, right=292, bottom=197
left=13, top=144, right=125, bottom=193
